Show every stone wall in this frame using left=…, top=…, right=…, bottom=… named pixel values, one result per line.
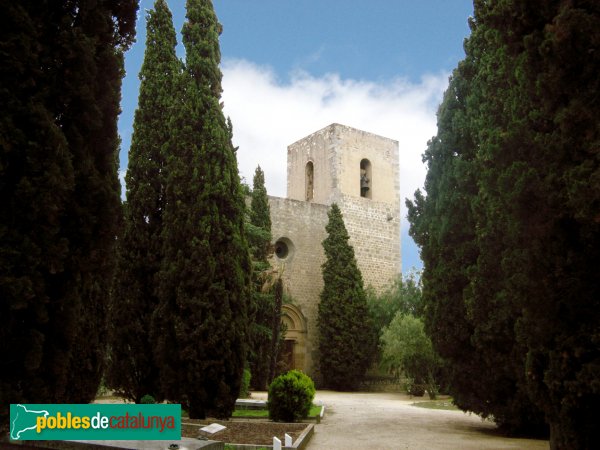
left=268, top=196, right=329, bottom=379
left=338, top=194, right=401, bottom=291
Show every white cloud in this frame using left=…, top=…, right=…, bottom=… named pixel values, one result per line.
left=221, top=58, right=448, bottom=232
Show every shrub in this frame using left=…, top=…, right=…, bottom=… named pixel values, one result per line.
left=268, top=370, right=315, bottom=422
left=239, top=368, right=252, bottom=399
left=405, top=379, right=425, bottom=397
left=140, top=394, right=156, bottom=404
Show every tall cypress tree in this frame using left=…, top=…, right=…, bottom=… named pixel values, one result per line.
left=0, top=0, right=137, bottom=423
left=246, top=166, right=281, bottom=389
left=528, top=4, right=600, bottom=444
left=462, top=0, right=548, bottom=435
left=106, top=0, right=178, bottom=403
left=407, top=52, right=545, bottom=433
left=466, top=1, right=600, bottom=446
left=409, top=0, right=599, bottom=444
left=153, top=0, right=251, bottom=419
left=248, top=165, right=272, bottom=261
left=318, top=204, right=375, bottom=390
left=406, top=57, right=483, bottom=415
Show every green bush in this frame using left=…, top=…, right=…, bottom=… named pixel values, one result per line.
left=239, top=368, right=252, bottom=399
left=268, top=370, right=315, bottom=422
left=140, top=394, right=156, bottom=404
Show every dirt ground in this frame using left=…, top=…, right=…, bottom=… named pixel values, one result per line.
left=183, top=420, right=307, bottom=445
left=252, top=391, right=549, bottom=450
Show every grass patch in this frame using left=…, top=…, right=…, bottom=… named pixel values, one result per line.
left=232, top=404, right=322, bottom=418
left=412, top=399, right=459, bottom=411
left=232, top=409, right=269, bottom=418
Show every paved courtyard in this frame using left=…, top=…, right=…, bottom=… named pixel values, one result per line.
left=255, top=391, right=549, bottom=450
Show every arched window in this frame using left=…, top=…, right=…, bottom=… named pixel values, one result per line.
left=305, top=161, right=314, bottom=201
left=360, top=159, right=372, bottom=199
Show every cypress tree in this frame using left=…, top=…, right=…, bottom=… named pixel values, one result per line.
left=153, top=0, right=251, bottom=419
left=0, top=0, right=137, bottom=422
left=246, top=166, right=278, bottom=390
left=461, top=0, right=548, bottom=434
left=106, top=0, right=179, bottom=403
left=62, top=0, right=138, bottom=404
left=467, top=1, right=600, bottom=446
left=409, top=0, right=599, bottom=444
left=268, top=277, right=284, bottom=383
left=408, top=4, right=546, bottom=434
left=248, top=165, right=272, bottom=261
left=406, top=59, right=494, bottom=424
left=318, top=204, right=375, bottom=390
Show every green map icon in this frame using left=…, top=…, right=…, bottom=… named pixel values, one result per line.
left=10, top=404, right=49, bottom=440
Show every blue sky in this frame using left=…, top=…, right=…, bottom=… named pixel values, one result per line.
left=119, top=0, right=474, bottom=273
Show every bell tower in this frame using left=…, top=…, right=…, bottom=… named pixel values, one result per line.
left=286, top=123, right=401, bottom=286
left=268, top=123, right=401, bottom=379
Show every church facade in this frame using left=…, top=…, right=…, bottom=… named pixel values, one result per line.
left=268, top=123, right=401, bottom=380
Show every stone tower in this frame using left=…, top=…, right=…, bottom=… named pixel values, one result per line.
left=268, top=123, right=401, bottom=381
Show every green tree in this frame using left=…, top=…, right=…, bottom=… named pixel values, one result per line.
left=465, top=1, right=600, bottom=446
left=106, top=0, right=179, bottom=403
left=367, top=272, right=423, bottom=335
left=460, top=0, right=548, bottom=436
left=153, top=0, right=251, bottom=419
left=407, top=55, right=493, bottom=424
left=248, top=165, right=272, bottom=261
left=268, top=277, right=286, bottom=382
left=366, top=272, right=424, bottom=372
left=407, top=23, right=545, bottom=434
left=381, top=314, right=440, bottom=398
left=318, top=204, right=375, bottom=390
left=0, top=0, right=137, bottom=423
left=246, top=166, right=282, bottom=390
left=409, top=0, right=600, bottom=444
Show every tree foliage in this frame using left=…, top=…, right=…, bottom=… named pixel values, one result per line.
left=106, top=0, right=178, bottom=403
left=248, top=165, right=272, bottom=261
left=407, top=53, right=499, bottom=425
left=318, top=204, right=376, bottom=390
left=152, top=0, right=250, bottom=419
left=246, top=166, right=280, bottom=390
left=408, top=0, right=600, bottom=444
left=381, top=314, right=440, bottom=398
left=367, top=272, right=423, bottom=335
left=0, top=0, right=138, bottom=425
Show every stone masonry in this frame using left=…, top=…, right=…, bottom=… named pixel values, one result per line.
left=269, top=123, right=401, bottom=382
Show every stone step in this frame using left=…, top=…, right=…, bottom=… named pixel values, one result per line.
left=234, top=399, right=267, bottom=410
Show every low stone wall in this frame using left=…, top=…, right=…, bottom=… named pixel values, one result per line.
left=359, top=376, right=406, bottom=393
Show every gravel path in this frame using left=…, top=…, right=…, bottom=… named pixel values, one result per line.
left=254, top=391, right=549, bottom=450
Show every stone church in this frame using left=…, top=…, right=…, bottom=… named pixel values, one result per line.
left=268, top=123, right=401, bottom=380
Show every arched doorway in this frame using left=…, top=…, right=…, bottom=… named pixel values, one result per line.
left=279, top=304, right=307, bottom=373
